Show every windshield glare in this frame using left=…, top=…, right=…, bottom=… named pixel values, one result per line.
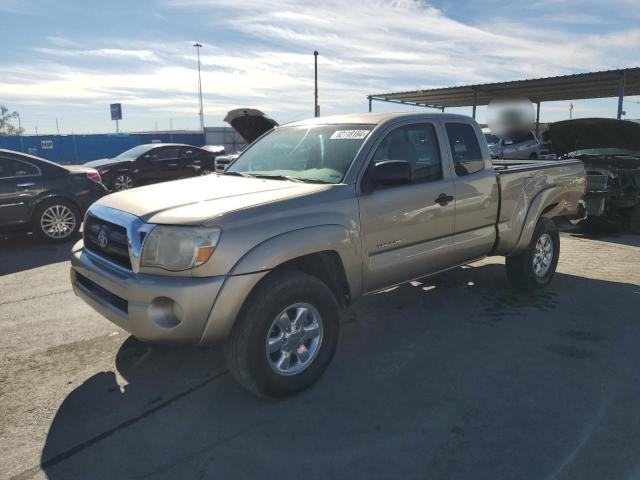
left=116, top=144, right=156, bottom=160
left=227, top=124, right=374, bottom=183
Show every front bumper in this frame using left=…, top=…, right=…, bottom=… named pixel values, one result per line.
left=70, top=241, right=266, bottom=345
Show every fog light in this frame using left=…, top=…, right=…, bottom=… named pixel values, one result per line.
left=148, top=297, right=182, bottom=328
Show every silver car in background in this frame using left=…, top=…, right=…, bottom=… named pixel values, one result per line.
left=484, top=128, right=541, bottom=159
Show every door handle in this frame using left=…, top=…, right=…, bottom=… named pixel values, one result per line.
left=17, top=182, right=35, bottom=188
left=434, top=193, right=454, bottom=206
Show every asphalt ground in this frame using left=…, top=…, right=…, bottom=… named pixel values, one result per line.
left=1, top=229, right=640, bottom=480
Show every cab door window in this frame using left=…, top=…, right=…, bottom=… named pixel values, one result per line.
left=371, top=123, right=442, bottom=185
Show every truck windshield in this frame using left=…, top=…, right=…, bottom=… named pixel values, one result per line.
left=226, top=124, right=374, bottom=184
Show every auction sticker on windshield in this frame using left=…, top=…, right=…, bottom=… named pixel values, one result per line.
left=330, top=130, right=371, bottom=140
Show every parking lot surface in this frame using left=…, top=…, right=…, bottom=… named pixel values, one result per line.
left=1, top=230, right=640, bottom=480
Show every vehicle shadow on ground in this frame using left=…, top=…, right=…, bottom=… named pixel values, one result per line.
left=31, top=264, right=640, bottom=480
left=0, top=233, right=78, bottom=276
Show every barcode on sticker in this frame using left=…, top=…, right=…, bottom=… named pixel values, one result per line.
left=330, top=130, right=370, bottom=140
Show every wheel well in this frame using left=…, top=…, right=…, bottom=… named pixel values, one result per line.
left=30, top=194, right=80, bottom=217
left=272, top=251, right=351, bottom=308
left=541, top=202, right=558, bottom=216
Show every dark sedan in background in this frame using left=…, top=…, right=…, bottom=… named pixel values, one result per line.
left=84, top=143, right=219, bottom=191
left=0, top=149, right=107, bottom=242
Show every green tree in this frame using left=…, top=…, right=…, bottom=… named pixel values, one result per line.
left=0, top=105, right=24, bottom=135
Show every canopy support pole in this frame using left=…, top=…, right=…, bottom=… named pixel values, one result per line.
left=368, top=96, right=372, bottom=112
left=535, top=101, right=541, bottom=137
left=617, top=72, right=626, bottom=119
left=472, top=90, right=477, bottom=119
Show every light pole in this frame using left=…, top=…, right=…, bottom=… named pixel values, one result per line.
left=314, top=51, right=319, bottom=117
left=17, top=112, right=24, bottom=152
left=193, top=42, right=205, bottom=133
left=569, top=102, right=574, bottom=120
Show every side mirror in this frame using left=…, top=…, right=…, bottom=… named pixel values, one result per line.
left=371, top=159, right=412, bottom=183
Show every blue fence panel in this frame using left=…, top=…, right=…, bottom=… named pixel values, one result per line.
left=0, top=133, right=205, bottom=164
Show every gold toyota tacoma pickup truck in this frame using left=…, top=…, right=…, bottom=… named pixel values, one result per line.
left=70, top=112, right=585, bottom=397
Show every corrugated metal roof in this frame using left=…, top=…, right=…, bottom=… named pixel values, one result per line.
left=369, top=68, right=640, bottom=108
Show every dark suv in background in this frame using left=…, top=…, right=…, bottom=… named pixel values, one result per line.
left=84, top=143, right=219, bottom=191
left=0, top=149, right=107, bottom=242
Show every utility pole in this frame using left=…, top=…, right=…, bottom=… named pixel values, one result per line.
left=194, top=42, right=205, bottom=133
left=56, top=119, right=60, bottom=135
left=314, top=51, right=319, bottom=117
left=169, top=118, right=173, bottom=142
left=17, top=113, right=24, bottom=152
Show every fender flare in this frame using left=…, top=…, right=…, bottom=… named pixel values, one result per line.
left=229, top=224, right=362, bottom=297
left=512, top=186, right=561, bottom=253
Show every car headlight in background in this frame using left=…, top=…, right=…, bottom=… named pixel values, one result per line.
left=141, top=226, right=221, bottom=271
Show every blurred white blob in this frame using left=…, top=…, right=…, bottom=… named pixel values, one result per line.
left=487, top=98, right=535, bottom=139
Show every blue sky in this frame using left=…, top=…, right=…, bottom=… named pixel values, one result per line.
left=1, top=0, right=639, bottom=134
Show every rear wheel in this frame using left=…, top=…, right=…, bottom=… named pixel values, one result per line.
left=224, top=270, right=340, bottom=398
left=33, top=198, right=80, bottom=243
left=506, top=217, right=559, bottom=290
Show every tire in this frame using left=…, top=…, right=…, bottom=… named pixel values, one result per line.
left=506, top=217, right=560, bottom=290
left=224, top=270, right=341, bottom=398
left=32, top=198, right=81, bottom=243
left=201, top=168, right=213, bottom=176
left=111, top=173, right=134, bottom=191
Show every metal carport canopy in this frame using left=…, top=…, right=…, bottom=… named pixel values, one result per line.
left=368, top=68, right=640, bottom=116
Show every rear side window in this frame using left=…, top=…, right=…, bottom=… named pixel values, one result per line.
left=181, top=147, right=200, bottom=158
left=0, top=158, right=13, bottom=178
left=445, top=123, right=484, bottom=176
left=151, top=148, right=179, bottom=161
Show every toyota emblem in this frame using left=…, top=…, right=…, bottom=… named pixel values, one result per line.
left=97, top=229, right=109, bottom=249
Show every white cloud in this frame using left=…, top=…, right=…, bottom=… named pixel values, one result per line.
left=1, top=0, right=639, bottom=131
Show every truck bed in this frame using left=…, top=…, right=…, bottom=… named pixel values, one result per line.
left=490, top=158, right=585, bottom=256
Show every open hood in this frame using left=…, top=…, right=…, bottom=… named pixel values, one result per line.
left=224, top=108, right=278, bottom=144
left=543, top=118, right=640, bottom=156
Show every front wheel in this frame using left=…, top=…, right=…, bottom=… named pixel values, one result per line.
left=506, top=217, right=560, bottom=290
left=33, top=198, right=80, bottom=243
left=224, top=271, right=340, bottom=398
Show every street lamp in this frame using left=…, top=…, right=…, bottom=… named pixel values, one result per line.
left=193, top=42, right=205, bottom=133
left=314, top=51, right=319, bottom=117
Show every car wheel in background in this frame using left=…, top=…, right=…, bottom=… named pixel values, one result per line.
left=33, top=198, right=80, bottom=243
left=224, top=270, right=340, bottom=398
left=201, top=169, right=213, bottom=175
left=112, top=174, right=134, bottom=191
left=506, top=217, right=560, bottom=290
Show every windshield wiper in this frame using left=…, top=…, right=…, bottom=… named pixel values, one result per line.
left=246, top=174, right=306, bottom=183
left=222, top=171, right=250, bottom=177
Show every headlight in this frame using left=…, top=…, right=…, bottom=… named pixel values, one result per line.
left=141, top=226, right=221, bottom=271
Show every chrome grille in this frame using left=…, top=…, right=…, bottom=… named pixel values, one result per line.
left=84, top=213, right=132, bottom=270
left=215, top=157, right=232, bottom=173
